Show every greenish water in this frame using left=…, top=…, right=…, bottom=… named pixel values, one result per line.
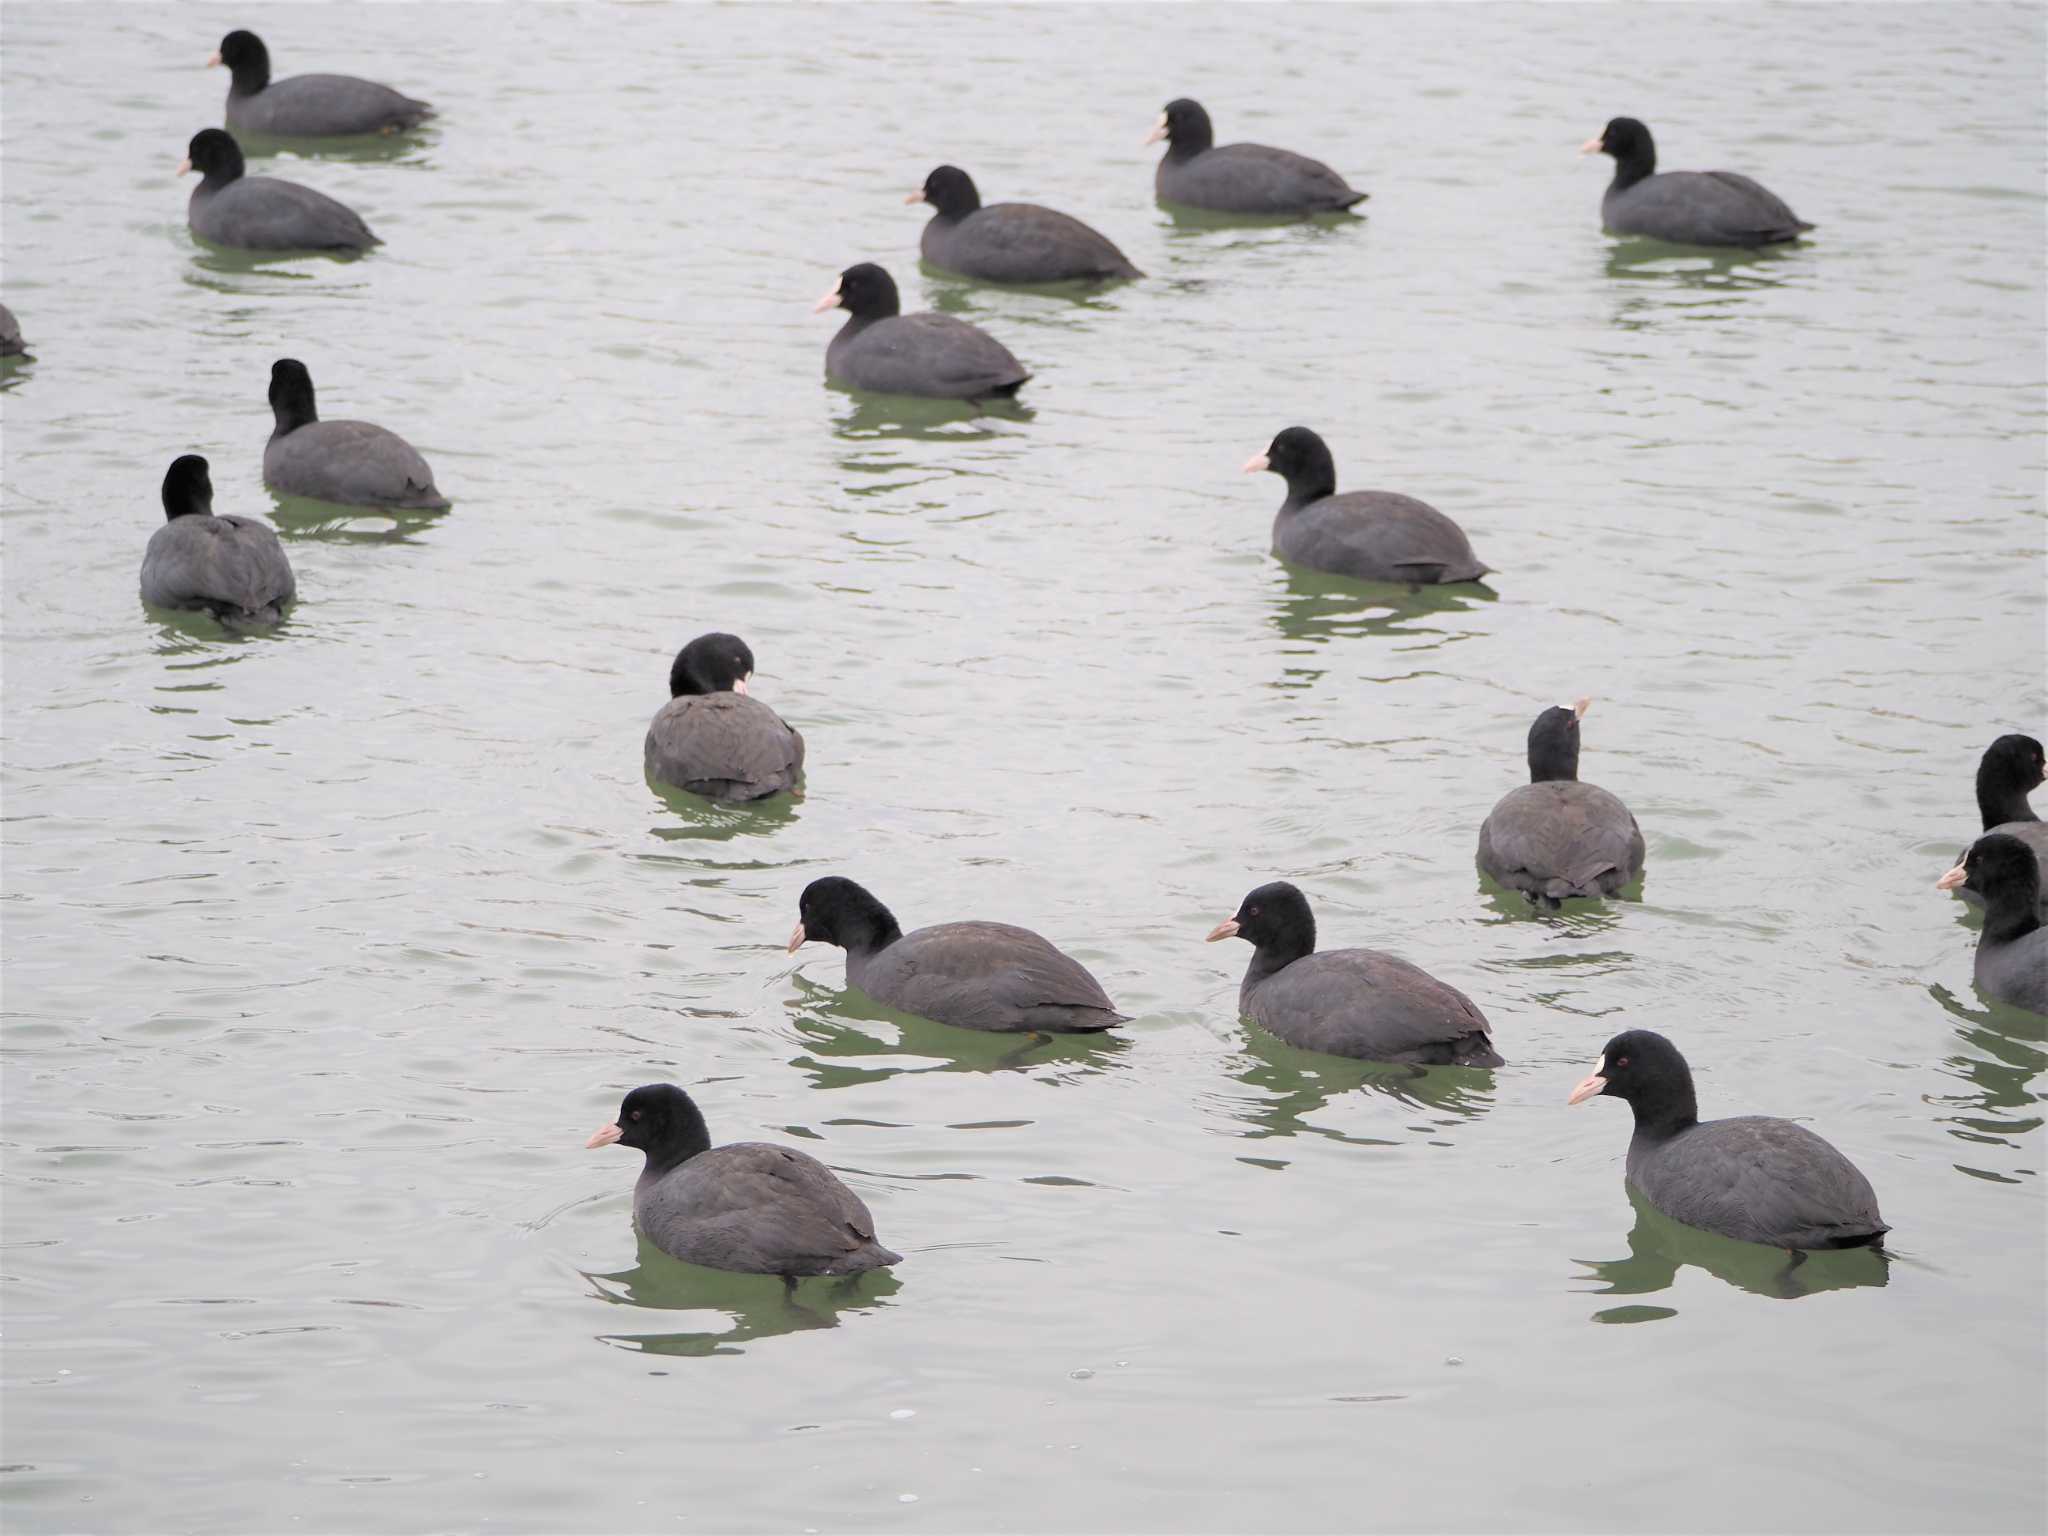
left=2, top=3, right=2043, bottom=1531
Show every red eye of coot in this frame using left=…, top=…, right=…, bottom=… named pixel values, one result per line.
left=1615, top=1057, right=1629, bottom=1068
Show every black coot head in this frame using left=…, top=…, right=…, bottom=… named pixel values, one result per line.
left=161, top=454, right=214, bottom=521
left=1942, top=832, right=2043, bottom=917
left=1527, top=700, right=1589, bottom=783
left=1244, top=426, right=1337, bottom=499
left=790, top=876, right=900, bottom=954
left=1207, top=879, right=1315, bottom=955
left=1154, top=98, right=1214, bottom=152
left=815, top=263, right=901, bottom=321
left=1979, top=733, right=2046, bottom=807
left=586, top=1083, right=711, bottom=1165
left=669, top=632, right=755, bottom=698
left=268, top=358, right=317, bottom=429
left=1587, top=116, right=1655, bottom=172
left=183, top=128, right=245, bottom=184
left=1567, top=1027, right=1690, bottom=1109
left=214, top=30, right=270, bottom=88
left=915, top=165, right=980, bottom=218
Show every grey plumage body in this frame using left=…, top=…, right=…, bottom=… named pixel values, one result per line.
left=1626, top=1116, right=1887, bottom=1250
left=1969, top=925, right=2048, bottom=1015
left=826, top=313, right=1028, bottom=401
left=1239, top=947, right=1500, bottom=1066
left=634, top=1142, right=900, bottom=1277
left=1602, top=170, right=1811, bottom=248
left=0, top=302, right=24, bottom=357
left=140, top=513, right=295, bottom=626
left=849, top=921, right=1124, bottom=1034
left=265, top=418, right=448, bottom=509
left=1156, top=144, right=1365, bottom=215
left=226, top=74, right=433, bottom=137
left=1478, top=780, right=1645, bottom=901
left=1273, top=491, right=1489, bottom=586
left=189, top=175, right=379, bottom=253
left=920, top=204, right=1141, bottom=283
left=644, top=692, right=804, bottom=802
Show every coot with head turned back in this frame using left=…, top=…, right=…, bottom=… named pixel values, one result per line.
left=1244, top=427, right=1489, bottom=587
left=1581, top=117, right=1812, bottom=248
left=263, top=359, right=449, bottom=510
left=211, top=29, right=433, bottom=137
left=1206, top=881, right=1501, bottom=1066
left=790, top=876, right=1124, bottom=1034
left=1938, top=835, right=2048, bottom=1015
left=180, top=129, right=379, bottom=253
left=1477, top=699, right=1644, bottom=905
left=1569, top=1029, right=1887, bottom=1250
left=812, top=263, right=1029, bottom=401
left=909, top=165, right=1142, bottom=284
left=141, top=455, right=296, bottom=628
left=1146, top=99, right=1366, bottom=215
left=586, top=1084, right=900, bottom=1278
left=644, top=632, right=805, bottom=802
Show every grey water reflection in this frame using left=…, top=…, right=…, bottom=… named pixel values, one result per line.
left=1156, top=202, right=1366, bottom=233
left=1222, top=1025, right=1496, bottom=1152
left=1928, top=983, right=2046, bottom=1173
left=582, top=1230, right=901, bottom=1358
left=1575, top=1186, right=1891, bottom=1318
left=268, top=491, right=447, bottom=545
left=828, top=385, right=1035, bottom=443
left=783, top=974, right=1131, bottom=1087
left=645, top=777, right=802, bottom=841
left=1474, top=868, right=1645, bottom=919
left=1267, top=566, right=1496, bottom=659
left=232, top=129, right=436, bottom=166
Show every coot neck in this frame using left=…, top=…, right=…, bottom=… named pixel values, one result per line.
left=1608, top=146, right=1655, bottom=195
left=1275, top=451, right=1337, bottom=513
left=1622, top=1078, right=1699, bottom=1144
left=637, top=1107, right=712, bottom=1181
left=269, top=386, right=318, bottom=436
left=1528, top=735, right=1581, bottom=784
left=836, top=909, right=904, bottom=960
left=1244, top=931, right=1314, bottom=990
left=1978, top=775, right=2039, bottom=830
left=1982, top=887, right=2043, bottom=948
left=227, top=60, right=270, bottom=97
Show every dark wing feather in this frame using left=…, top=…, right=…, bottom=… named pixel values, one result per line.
left=1631, top=1118, right=1886, bottom=1249
left=644, top=693, right=803, bottom=802
left=1244, top=948, right=1495, bottom=1064
left=1477, top=781, right=1643, bottom=899
left=924, top=204, right=1141, bottom=282
left=140, top=515, right=296, bottom=623
left=828, top=314, right=1029, bottom=400
left=194, top=177, right=379, bottom=252
left=1276, top=493, right=1488, bottom=584
left=636, top=1144, right=897, bottom=1276
left=264, top=419, right=447, bottom=509
left=858, top=921, right=1123, bottom=1032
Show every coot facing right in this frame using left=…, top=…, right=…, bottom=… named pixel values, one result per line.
left=644, top=632, right=805, bottom=802
left=1206, top=881, right=1501, bottom=1066
left=813, top=263, right=1028, bottom=401
left=1477, top=699, right=1645, bottom=905
left=586, top=1084, right=900, bottom=1278
left=1581, top=117, right=1812, bottom=248
left=1146, top=98, right=1366, bottom=215
left=212, top=29, right=434, bottom=137
left=1569, top=1029, right=1888, bottom=1250
left=1937, top=834, right=2048, bottom=1015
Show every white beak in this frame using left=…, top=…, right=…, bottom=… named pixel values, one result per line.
left=787, top=921, right=808, bottom=954
left=1241, top=453, right=1270, bottom=474
left=1567, top=1055, right=1607, bottom=1105
left=811, top=277, right=843, bottom=315
left=1572, top=697, right=1592, bottom=720
left=1142, top=114, right=1168, bottom=147
left=904, top=189, right=926, bottom=205
left=1578, top=136, right=1604, bottom=156
left=733, top=674, right=750, bottom=696
left=1935, top=862, right=1969, bottom=892
left=175, top=156, right=192, bottom=177
left=206, top=49, right=223, bottom=68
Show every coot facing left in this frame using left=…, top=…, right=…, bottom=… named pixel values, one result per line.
left=1937, top=834, right=2048, bottom=1015
left=1582, top=117, right=1812, bottom=248
left=813, top=263, right=1029, bottom=401
left=180, top=129, right=379, bottom=253
left=212, top=29, right=433, bottom=137
left=909, top=165, right=1142, bottom=284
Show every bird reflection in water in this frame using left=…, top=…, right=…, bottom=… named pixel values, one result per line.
left=1575, top=1185, right=1891, bottom=1319
left=582, top=1231, right=901, bottom=1358
left=1222, top=1026, right=1496, bottom=1153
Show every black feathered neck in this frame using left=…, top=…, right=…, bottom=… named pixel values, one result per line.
left=219, top=30, right=272, bottom=95
left=1527, top=707, right=1582, bottom=783
left=1977, top=734, right=2044, bottom=829
left=615, top=1084, right=713, bottom=1179
left=799, top=877, right=904, bottom=958
left=161, top=455, right=215, bottom=521
left=1968, top=834, right=2044, bottom=947
left=268, top=359, right=318, bottom=435
left=1596, top=1029, right=1700, bottom=1143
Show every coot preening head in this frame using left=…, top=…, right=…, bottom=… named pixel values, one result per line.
left=670, top=632, right=755, bottom=698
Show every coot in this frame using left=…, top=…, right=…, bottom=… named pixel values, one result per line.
left=813, top=263, right=1028, bottom=401
left=1477, top=699, right=1644, bottom=905
left=1206, top=881, right=1501, bottom=1066
left=1146, top=98, right=1365, bottom=215
left=586, top=1084, right=900, bottom=1277
left=909, top=165, right=1141, bottom=284
left=1569, top=1029, right=1888, bottom=1249
left=1937, top=835, right=2048, bottom=1015
left=263, top=358, right=449, bottom=509
left=1245, top=426, right=1489, bottom=585
left=1950, top=733, right=2048, bottom=918
left=140, top=454, right=296, bottom=627
left=180, top=129, right=379, bottom=253
left=1581, top=117, right=1812, bottom=248
left=644, top=632, right=805, bottom=802
left=0, top=302, right=24, bottom=357
left=790, top=876, right=1124, bottom=1033
left=211, top=29, right=433, bottom=137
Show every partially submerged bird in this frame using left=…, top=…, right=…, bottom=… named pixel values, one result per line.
left=1950, top=733, right=2048, bottom=919
left=211, top=29, right=434, bottom=137
left=812, top=263, right=1029, bottom=401
left=1206, top=881, right=1501, bottom=1066
left=0, top=302, right=26, bottom=358
left=1145, top=98, right=1366, bottom=215
left=1244, top=426, right=1490, bottom=586
left=1477, top=699, right=1645, bottom=905
left=140, top=454, right=296, bottom=627
left=644, top=632, right=805, bottom=802
left=790, top=876, right=1125, bottom=1034
left=908, top=164, right=1141, bottom=284
left=1937, top=834, right=2048, bottom=1015
left=1581, top=117, right=1812, bottom=248
left=1569, top=1029, right=1888, bottom=1251
left=586, top=1084, right=900, bottom=1278
left=263, top=358, right=449, bottom=510
left=179, top=128, right=380, bottom=254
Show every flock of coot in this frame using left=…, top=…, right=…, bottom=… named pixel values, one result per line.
left=12, top=26, right=2032, bottom=1286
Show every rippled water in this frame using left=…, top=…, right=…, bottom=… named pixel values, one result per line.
left=4, top=3, right=2045, bottom=1531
